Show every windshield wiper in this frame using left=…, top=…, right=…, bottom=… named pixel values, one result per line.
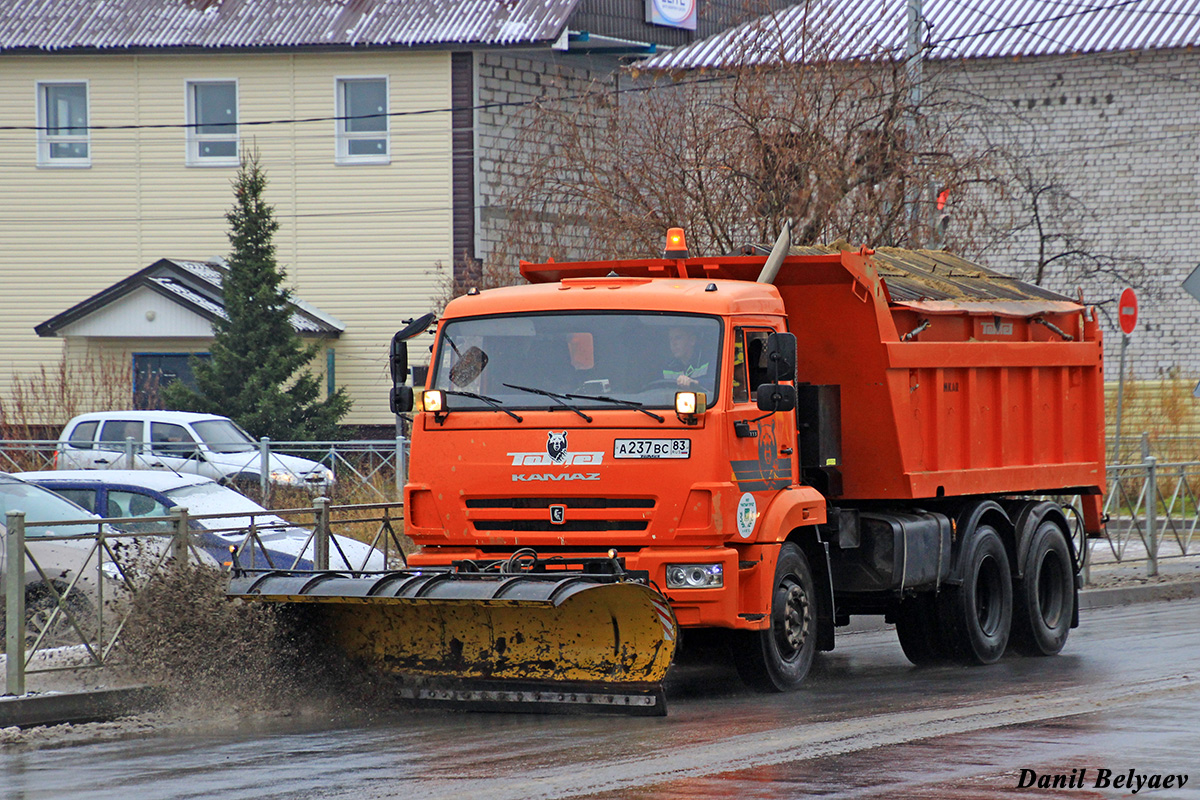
left=564, top=392, right=665, bottom=423
left=503, top=383, right=593, bottom=422
left=441, top=390, right=523, bottom=422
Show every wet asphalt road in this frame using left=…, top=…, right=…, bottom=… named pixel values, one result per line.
left=4, top=598, right=1199, bottom=800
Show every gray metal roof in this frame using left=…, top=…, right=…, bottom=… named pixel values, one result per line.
left=0, top=0, right=581, bottom=52
left=36, top=258, right=345, bottom=338
left=638, top=0, right=1200, bottom=70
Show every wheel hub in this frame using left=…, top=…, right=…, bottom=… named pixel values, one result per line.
left=775, top=582, right=810, bottom=658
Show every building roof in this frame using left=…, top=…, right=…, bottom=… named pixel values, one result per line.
left=0, top=0, right=582, bottom=52
left=35, top=257, right=345, bottom=338
left=637, top=0, right=1200, bottom=70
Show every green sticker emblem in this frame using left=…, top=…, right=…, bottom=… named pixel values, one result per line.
left=736, top=492, right=757, bottom=539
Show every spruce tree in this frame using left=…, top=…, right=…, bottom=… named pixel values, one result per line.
left=162, top=152, right=351, bottom=440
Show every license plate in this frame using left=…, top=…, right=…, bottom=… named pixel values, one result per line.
left=613, top=438, right=691, bottom=459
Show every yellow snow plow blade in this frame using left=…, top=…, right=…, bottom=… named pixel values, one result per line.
left=228, top=565, right=678, bottom=715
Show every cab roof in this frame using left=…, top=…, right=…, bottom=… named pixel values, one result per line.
left=443, top=276, right=785, bottom=319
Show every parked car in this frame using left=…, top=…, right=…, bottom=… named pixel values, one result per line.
left=0, top=472, right=214, bottom=647
left=55, top=411, right=334, bottom=489
left=18, top=470, right=386, bottom=572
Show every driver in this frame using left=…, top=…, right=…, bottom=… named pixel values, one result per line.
left=662, top=326, right=710, bottom=388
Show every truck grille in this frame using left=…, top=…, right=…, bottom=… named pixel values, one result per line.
left=465, top=497, right=654, bottom=509
left=464, top=496, right=654, bottom=533
left=474, top=520, right=648, bottom=532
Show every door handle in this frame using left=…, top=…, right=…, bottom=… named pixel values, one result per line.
left=94, top=458, right=110, bottom=465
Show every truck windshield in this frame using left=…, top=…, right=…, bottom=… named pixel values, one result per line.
left=430, top=312, right=721, bottom=410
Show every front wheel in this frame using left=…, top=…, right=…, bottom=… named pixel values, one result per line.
left=1011, top=520, right=1075, bottom=656
left=733, top=542, right=817, bottom=692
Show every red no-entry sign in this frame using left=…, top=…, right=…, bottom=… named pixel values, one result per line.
left=1118, top=287, right=1139, bottom=335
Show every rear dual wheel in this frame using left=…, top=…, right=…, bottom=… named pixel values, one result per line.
left=1011, top=520, right=1075, bottom=656
left=733, top=542, right=817, bottom=692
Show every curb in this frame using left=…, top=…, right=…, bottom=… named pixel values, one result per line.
left=0, top=686, right=167, bottom=730
left=1078, top=578, right=1200, bottom=609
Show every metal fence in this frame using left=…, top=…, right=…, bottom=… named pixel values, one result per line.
left=4, top=430, right=1199, bottom=695
left=2, top=500, right=408, bottom=695
left=0, top=438, right=409, bottom=502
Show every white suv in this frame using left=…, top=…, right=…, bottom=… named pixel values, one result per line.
left=56, top=411, right=334, bottom=489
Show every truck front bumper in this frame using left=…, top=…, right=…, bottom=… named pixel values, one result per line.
left=408, top=543, right=776, bottom=631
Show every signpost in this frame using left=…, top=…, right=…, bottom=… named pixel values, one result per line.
left=1184, top=265, right=1200, bottom=398
left=1112, top=287, right=1138, bottom=464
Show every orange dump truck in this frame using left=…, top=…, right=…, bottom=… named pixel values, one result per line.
left=230, top=231, right=1104, bottom=715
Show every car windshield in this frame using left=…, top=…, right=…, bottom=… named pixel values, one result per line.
left=164, top=483, right=290, bottom=532
left=430, top=312, right=721, bottom=411
left=191, top=419, right=256, bottom=453
left=0, top=478, right=100, bottom=537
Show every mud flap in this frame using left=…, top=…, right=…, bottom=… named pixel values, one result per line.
left=228, top=569, right=678, bottom=715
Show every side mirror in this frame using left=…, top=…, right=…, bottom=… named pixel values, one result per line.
left=449, top=346, right=489, bottom=387
left=389, top=313, right=436, bottom=412
left=390, top=332, right=409, bottom=385
left=757, top=383, right=797, bottom=413
left=765, top=332, right=797, bottom=383
left=390, top=385, right=414, bottom=414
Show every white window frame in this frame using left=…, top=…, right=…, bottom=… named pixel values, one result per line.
left=186, top=79, right=240, bottom=166
left=335, top=76, right=390, bottom=164
left=36, top=80, right=90, bottom=167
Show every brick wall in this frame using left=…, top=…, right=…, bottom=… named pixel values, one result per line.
left=932, top=49, right=1200, bottom=379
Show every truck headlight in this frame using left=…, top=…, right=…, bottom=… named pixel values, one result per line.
left=423, top=389, right=444, bottom=412
left=674, top=391, right=707, bottom=416
left=666, top=563, right=723, bottom=589
left=270, top=470, right=300, bottom=485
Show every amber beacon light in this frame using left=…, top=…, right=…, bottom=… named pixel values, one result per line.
left=664, top=227, right=689, bottom=258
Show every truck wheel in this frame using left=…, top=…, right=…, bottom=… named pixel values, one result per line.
left=733, top=542, right=817, bottom=692
left=1011, top=520, right=1074, bottom=656
left=940, top=525, right=1012, bottom=665
left=894, top=593, right=949, bottom=665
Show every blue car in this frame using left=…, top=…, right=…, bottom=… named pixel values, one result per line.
left=18, top=470, right=385, bottom=572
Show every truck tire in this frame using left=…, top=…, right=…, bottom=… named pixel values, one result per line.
left=1011, top=520, right=1074, bottom=656
left=894, top=593, right=950, bottom=665
left=733, top=542, right=817, bottom=692
left=940, top=525, right=1012, bottom=665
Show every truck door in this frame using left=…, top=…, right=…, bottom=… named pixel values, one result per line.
left=727, top=326, right=797, bottom=507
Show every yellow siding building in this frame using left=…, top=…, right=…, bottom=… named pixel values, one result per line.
left=0, top=49, right=453, bottom=427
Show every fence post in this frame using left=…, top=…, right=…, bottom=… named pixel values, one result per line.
left=125, top=436, right=136, bottom=469
left=259, top=437, right=271, bottom=501
left=1144, top=456, right=1158, bottom=577
left=396, top=435, right=407, bottom=502
left=6, top=511, right=26, bottom=696
left=170, top=506, right=190, bottom=567
left=313, top=497, right=330, bottom=570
